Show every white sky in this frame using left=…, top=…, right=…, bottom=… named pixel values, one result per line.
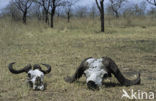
left=0, top=0, right=10, bottom=10
left=0, top=0, right=153, bottom=12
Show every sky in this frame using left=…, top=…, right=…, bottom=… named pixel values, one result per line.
left=0, top=0, right=154, bottom=13
left=0, top=0, right=10, bottom=10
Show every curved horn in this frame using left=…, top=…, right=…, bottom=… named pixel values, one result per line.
left=40, top=64, right=51, bottom=74
left=64, top=57, right=92, bottom=83
left=8, top=62, right=32, bottom=74
left=102, top=57, right=141, bottom=86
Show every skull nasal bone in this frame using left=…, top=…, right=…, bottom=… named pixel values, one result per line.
left=35, top=76, right=41, bottom=85
left=87, top=80, right=99, bottom=90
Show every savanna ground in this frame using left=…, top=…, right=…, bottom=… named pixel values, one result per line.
left=0, top=16, right=156, bottom=101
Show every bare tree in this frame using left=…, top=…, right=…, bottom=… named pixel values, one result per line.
left=29, top=3, right=42, bottom=20
left=133, top=4, right=144, bottom=16
left=122, top=3, right=146, bottom=17
left=109, top=0, right=126, bottom=18
left=3, top=1, right=22, bottom=21
left=49, top=0, right=56, bottom=28
left=89, top=3, right=98, bottom=19
left=65, top=0, right=78, bottom=22
left=13, top=0, right=33, bottom=24
left=147, top=0, right=156, bottom=6
left=95, top=0, right=105, bottom=32
left=37, top=0, right=50, bottom=23
left=148, top=7, right=156, bottom=18
left=55, top=6, right=61, bottom=17
left=49, top=0, right=66, bottom=28
left=75, top=6, right=88, bottom=17
left=105, top=4, right=114, bottom=16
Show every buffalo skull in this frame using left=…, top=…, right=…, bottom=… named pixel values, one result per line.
left=8, top=62, right=51, bottom=90
left=64, top=57, right=141, bottom=90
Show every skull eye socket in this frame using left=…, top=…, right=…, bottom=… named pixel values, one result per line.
left=28, top=73, right=31, bottom=78
left=103, top=73, right=108, bottom=78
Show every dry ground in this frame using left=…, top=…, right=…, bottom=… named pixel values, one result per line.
left=0, top=17, right=156, bottom=101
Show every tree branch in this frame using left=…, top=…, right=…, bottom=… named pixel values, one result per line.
left=147, top=0, right=156, bottom=6
left=95, top=0, right=101, bottom=11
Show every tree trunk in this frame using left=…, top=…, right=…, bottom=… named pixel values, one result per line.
left=67, top=11, right=70, bottom=23
left=51, top=13, right=54, bottom=28
left=23, top=10, right=27, bottom=24
left=50, top=6, right=56, bottom=28
left=114, top=10, right=119, bottom=18
left=45, top=10, right=49, bottom=24
left=100, top=1, right=104, bottom=32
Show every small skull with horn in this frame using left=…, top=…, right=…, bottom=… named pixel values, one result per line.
left=8, top=62, right=51, bottom=91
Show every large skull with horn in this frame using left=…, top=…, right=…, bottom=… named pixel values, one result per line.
left=64, top=57, right=141, bottom=90
left=8, top=62, right=51, bottom=90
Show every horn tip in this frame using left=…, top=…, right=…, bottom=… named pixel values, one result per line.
left=138, top=72, right=141, bottom=78
left=137, top=72, right=141, bottom=84
left=11, top=62, right=16, bottom=64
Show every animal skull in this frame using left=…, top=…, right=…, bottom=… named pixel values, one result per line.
left=65, top=57, right=141, bottom=90
left=8, top=62, right=51, bottom=90
left=84, top=58, right=108, bottom=87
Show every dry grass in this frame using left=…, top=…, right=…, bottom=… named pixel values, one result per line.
left=0, top=17, right=156, bottom=101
